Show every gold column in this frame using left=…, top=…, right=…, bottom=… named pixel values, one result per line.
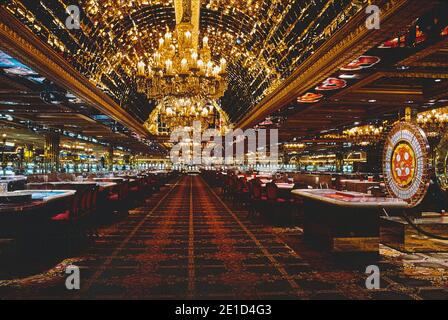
left=107, top=145, right=114, bottom=171
left=1, top=136, right=6, bottom=169
left=405, top=106, right=418, bottom=122
left=335, top=151, right=344, bottom=173
left=44, top=133, right=60, bottom=173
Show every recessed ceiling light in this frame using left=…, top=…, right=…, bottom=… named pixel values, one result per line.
left=339, top=74, right=361, bottom=80
left=368, top=99, right=376, bottom=103
left=435, top=79, right=442, bottom=82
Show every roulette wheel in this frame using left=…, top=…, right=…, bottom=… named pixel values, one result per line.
left=383, top=121, right=430, bottom=206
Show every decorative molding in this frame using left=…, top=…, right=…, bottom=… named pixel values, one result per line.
left=397, top=39, right=448, bottom=66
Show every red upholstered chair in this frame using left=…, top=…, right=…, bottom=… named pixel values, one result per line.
left=105, top=182, right=129, bottom=216
left=252, top=179, right=264, bottom=198
left=266, top=182, right=286, bottom=202
left=50, top=184, right=79, bottom=223
left=130, top=183, right=139, bottom=193
left=248, top=179, right=267, bottom=217
left=265, top=182, right=293, bottom=225
left=86, top=187, right=99, bottom=237
left=50, top=184, right=99, bottom=238
left=233, top=177, right=250, bottom=207
left=247, top=179, right=254, bottom=198
left=48, top=188, right=81, bottom=252
left=223, top=175, right=235, bottom=200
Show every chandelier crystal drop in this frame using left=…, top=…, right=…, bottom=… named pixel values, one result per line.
left=136, top=28, right=228, bottom=100
left=144, top=96, right=231, bottom=136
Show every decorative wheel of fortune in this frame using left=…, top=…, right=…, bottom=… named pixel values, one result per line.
left=383, top=121, right=430, bottom=207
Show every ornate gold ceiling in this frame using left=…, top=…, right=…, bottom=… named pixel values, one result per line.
left=4, top=0, right=367, bottom=123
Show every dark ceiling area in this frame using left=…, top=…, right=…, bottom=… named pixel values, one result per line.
left=0, top=0, right=447, bottom=150
left=3, top=0, right=366, bottom=123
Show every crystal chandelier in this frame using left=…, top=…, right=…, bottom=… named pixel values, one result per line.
left=417, top=107, right=448, bottom=136
left=144, top=96, right=231, bottom=135
left=136, top=0, right=228, bottom=100
left=343, top=124, right=384, bottom=144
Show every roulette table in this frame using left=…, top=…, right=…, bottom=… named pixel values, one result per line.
left=0, top=190, right=76, bottom=237
left=292, top=189, right=408, bottom=253
left=292, top=121, right=431, bottom=254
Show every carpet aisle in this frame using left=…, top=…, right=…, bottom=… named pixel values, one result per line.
left=0, top=175, right=310, bottom=299
left=1, top=175, right=448, bottom=299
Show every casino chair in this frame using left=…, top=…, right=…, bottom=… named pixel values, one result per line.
left=223, top=175, right=235, bottom=200
left=45, top=188, right=82, bottom=252
left=149, top=176, right=161, bottom=194
left=265, top=182, right=294, bottom=225
left=50, top=185, right=99, bottom=241
left=249, top=178, right=267, bottom=218
left=82, top=186, right=100, bottom=238
left=228, top=175, right=242, bottom=203
left=104, top=182, right=129, bottom=217
left=128, top=179, right=143, bottom=206
left=213, top=172, right=223, bottom=190
left=233, top=177, right=250, bottom=208
left=221, top=175, right=229, bottom=197
left=290, top=183, right=308, bottom=224
left=216, top=173, right=224, bottom=189
left=146, top=176, right=156, bottom=194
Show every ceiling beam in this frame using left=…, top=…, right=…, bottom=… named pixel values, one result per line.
left=236, top=0, right=439, bottom=129
left=396, top=38, right=448, bottom=66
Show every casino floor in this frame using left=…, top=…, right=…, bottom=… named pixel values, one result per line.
left=1, top=1, right=448, bottom=301
left=1, top=175, right=447, bottom=300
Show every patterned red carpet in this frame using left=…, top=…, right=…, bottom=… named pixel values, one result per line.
left=1, top=175, right=448, bottom=299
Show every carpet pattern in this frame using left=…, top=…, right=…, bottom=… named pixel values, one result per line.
left=1, top=175, right=448, bottom=299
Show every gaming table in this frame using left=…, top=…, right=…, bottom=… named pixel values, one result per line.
left=292, top=189, right=408, bottom=253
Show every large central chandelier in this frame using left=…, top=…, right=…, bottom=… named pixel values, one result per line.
left=136, top=0, right=227, bottom=100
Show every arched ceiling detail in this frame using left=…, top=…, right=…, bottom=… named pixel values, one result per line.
left=5, top=0, right=367, bottom=122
